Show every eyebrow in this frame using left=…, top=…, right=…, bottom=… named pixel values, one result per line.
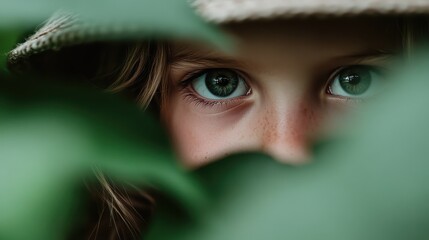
left=332, top=49, right=396, bottom=64
left=170, top=48, right=397, bottom=71
left=170, top=56, right=245, bottom=70
left=169, top=46, right=247, bottom=69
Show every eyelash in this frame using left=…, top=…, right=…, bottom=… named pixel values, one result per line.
left=179, top=69, right=249, bottom=107
left=181, top=90, right=243, bottom=108
left=179, top=65, right=384, bottom=107
left=325, top=64, right=385, bottom=100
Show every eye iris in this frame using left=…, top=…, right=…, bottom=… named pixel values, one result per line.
left=205, top=70, right=239, bottom=97
left=339, top=67, right=371, bottom=95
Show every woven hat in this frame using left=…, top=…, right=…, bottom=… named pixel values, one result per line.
left=8, top=0, right=429, bottom=71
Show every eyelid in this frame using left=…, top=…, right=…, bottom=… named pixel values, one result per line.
left=179, top=70, right=206, bottom=88
left=178, top=68, right=252, bottom=112
left=180, top=68, right=251, bottom=88
left=325, top=66, right=350, bottom=94
left=325, top=65, right=386, bottom=100
left=326, top=64, right=386, bottom=87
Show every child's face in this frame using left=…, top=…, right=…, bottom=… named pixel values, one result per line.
left=163, top=18, right=399, bottom=168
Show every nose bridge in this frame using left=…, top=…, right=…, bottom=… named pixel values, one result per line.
left=259, top=95, right=317, bottom=163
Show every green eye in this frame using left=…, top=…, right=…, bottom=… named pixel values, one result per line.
left=328, top=66, right=383, bottom=99
left=192, top=69, right=249, bottom=100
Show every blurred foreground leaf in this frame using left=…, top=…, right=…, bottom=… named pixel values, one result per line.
left=0, top=78, right=204, bottom=240
left=145, top=52, right=429, bottom=239
left=0, top=30, right=20, bottom=72
left=0, top=0, right=227, bottom=238
left=0, top=0, right=229, bottom=59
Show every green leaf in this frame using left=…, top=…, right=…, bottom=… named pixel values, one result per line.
left=0, top=30, right=21, bottom=72
left=0, top=78, right=205, bottom=240
left=145, top=51, right=429, bottom=240
left=0, top=0, right=230, bottom=50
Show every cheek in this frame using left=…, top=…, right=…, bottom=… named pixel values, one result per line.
left=164, top=94, right=254, bottom=167
left=162, top=90, right=353, bottom=167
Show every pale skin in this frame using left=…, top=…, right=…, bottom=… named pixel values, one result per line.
left=162, top=18, right=399, bottom=168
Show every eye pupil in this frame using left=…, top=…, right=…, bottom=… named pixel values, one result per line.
left=214, top=76, right=230, bottom=87
left=339, top=67, right=371, bottom=95
left=343, top=74, right=360, bottom=85
left=205, top=70, right=239, bottom=97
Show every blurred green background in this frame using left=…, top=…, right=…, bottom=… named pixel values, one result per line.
left=1, top=1, right=429, bottom=240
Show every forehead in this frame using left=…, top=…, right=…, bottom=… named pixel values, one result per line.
left=226, top=17, right=399, bottom=49
left=172, top=17, right=401, bottom=64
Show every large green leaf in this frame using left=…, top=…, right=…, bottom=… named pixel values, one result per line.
left=0, top=0, right=228, bottom=238
left=0, top=30, right=20, bottom=72
left=145, top=52, right=429, bottom=240
left=0, top=78, right=205, bottom=240
left=0, top=0, right=230, bottom=50
left=0, top=0, right=230, bottom=75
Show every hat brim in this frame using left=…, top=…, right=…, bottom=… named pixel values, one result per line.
left=193, top=0, right=429, bottom=23
left=8, top=0, right=429, bottom=71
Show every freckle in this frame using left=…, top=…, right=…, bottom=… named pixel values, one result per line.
left=262, top=108, right=277, bottom=142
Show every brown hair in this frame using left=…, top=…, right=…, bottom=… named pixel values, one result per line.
left=80, top=42, right=170, bottom=240
left=105, top=42, right=171, bottom=109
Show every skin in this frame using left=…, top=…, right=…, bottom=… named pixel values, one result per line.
left=162, top=18, right=400, bottom=168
